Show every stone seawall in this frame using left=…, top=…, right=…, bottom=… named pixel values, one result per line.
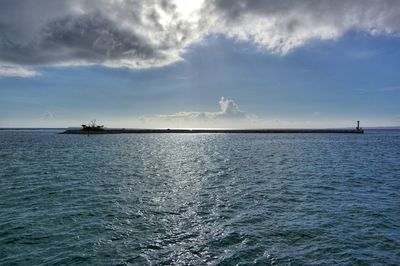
left=63, top=128, right=364, bottom=134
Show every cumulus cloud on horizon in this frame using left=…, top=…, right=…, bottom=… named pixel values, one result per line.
left=140, top=97, right=257, bottom=128
left=1, top=0, right=400, bottom=76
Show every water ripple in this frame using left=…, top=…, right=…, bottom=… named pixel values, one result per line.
left=1, top=130, right=399, bottom=264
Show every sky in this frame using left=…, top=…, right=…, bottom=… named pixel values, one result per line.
left=0, top=0, right=399, bottom=128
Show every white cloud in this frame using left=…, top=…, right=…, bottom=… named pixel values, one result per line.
left=0, top=0, right=400, bottom=75
left=42, top=111, right=54, bottom=120
left=202, top=0, right=400, bottom=54
left=378, top=85, right=400, bottom=92
left=0, top=65, right=39, bottom=78
left=313, top=112, right=321, bottom=116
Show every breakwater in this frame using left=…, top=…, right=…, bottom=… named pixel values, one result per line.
left=63, top=128, right=364, bottom=134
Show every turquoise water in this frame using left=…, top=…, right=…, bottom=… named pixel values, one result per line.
left=1, top=130, right=399, bottom=265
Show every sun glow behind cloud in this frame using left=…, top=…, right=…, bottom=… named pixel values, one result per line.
left=175, top=0, right=204, bottom=20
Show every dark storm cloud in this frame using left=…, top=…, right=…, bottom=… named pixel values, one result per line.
left=0, top=0, right=200, bottom=70
left=18, top=13, right=156, bottom=65
left=1, top=13, right=149, bottom=65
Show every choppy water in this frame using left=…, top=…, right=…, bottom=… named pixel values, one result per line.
left=1, top=130, right=399, bottom=265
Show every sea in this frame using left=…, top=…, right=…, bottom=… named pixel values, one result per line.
left=1, top=129, right=399, bottom=265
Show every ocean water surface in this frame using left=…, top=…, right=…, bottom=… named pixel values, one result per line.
left=1, top=130, right=399, bottom=265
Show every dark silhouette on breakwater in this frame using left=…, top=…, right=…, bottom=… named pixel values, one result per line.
left=80, top=119, right=104, bottom=132
left=63, top=122, right=364, bottom=134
